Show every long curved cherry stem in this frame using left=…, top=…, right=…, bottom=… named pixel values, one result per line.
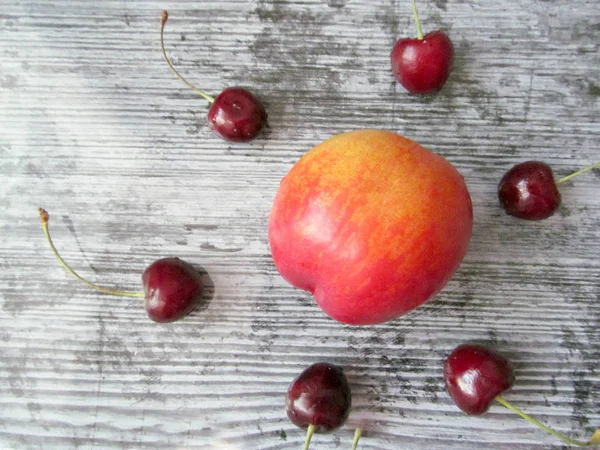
left=303, top=424, right=315, bottom=450
left=410, top=0, right=424, bottom=40
left=556, top=161, right=600, bottom=185
left=495, top=396, right=600, bottom=447
left=351, top=428, right=362, bottom=450
left=160, top=10, right=215, bottom=103
left=38, top=208, right=145, bottom=298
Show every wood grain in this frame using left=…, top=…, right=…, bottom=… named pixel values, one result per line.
left=1, top=0, right=599, bottom=448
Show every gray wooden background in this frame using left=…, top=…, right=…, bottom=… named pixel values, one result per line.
left=1, top=0, right=599, bottom=448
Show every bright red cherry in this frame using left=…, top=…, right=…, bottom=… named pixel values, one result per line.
left=390, top=0, right=453, bottom=94
left=142, top=258, right=204, bottom=323
left=286, top=362, right=352, bottom=448
left=444, top=343, right=600, bottom=447
left=38, top=208, right=205, bottom=323
left=444, top=343, right=514, bottom=416
left=391, top=31, right=454, bottom=94
left=160, top=11, right=267, bottom=143
left=498, top=160, right=600, bottom=220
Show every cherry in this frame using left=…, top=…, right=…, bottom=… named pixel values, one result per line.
left=38, top=208, right=204, bottom=323
left=142, top=258, right=204, bottom=323
left=498, top=160, right=600, bottom=220
left=444, top=343, right=600, bottom=447
left=160, top=11, right=267, bottom=143
left=286, top=362, right=354, bottom=449
left=207, top=87, right=267, bottom=143
left=390, top=0, right=454, bottom=94
left=444, top=343, right=515, bottom=416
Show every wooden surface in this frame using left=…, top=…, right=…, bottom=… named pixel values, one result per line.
left=1, top=0, right=599, bottom=448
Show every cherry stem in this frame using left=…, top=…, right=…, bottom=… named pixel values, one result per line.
left=38, top=208, right=145, bottom=298
left=410, top=0, right=424, bottom=40
left=556, top=161, right=600, bottom=185
left=351, top=428, right=362, bottom=450
left=303, top=424, right=315, bottom=450
left=495, top=396, right=600, bottom=447
left=160, top=10, right=215, bottom=104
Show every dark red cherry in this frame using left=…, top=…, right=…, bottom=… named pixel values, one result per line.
left=160, top=11, right=267, bottom=143
left=286, top=362, right=351, bottom=434
left=444, top=343, right=600, bottom=446
left=207, top=87, right=267, bottom=143
left=391, top=30, right=454, bottom=94
left=38, top=208, right=205, bottom=324
left=444, top=344, right=515, bottom=416
left=142, top=257, right=204, bottom=323
left=498, top=161, right=561, bottom=220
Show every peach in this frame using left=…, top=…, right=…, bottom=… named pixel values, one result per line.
left=268, top=130, right=472, bottom=325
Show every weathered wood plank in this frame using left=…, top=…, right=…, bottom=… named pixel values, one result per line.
left=1, top=0, right=599, bottom=448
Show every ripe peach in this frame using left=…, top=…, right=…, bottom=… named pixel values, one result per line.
left=268, top=130, right=472, bottom=325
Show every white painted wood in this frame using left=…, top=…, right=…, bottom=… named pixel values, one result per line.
left=1, top=0, right=599, bottom=448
